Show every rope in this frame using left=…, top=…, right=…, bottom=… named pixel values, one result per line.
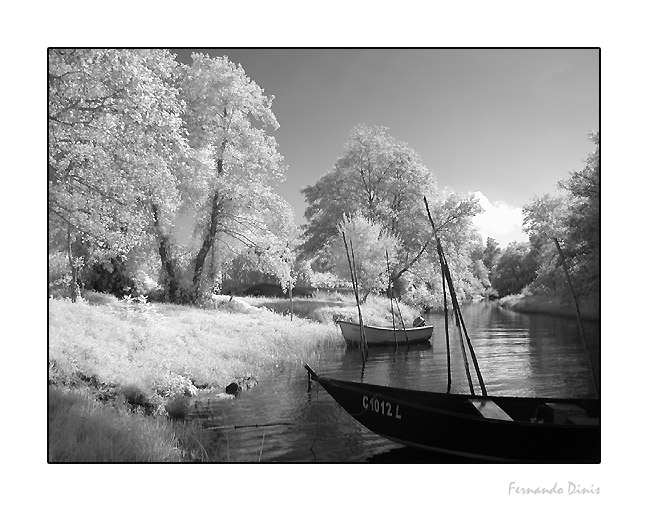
left=258, top=426, right=267, bottom=462
left=309, top=379, right=319, bottom=456
left=205, top=422, right=294, bottom=431
left=386, top=250, right=398, bottom=349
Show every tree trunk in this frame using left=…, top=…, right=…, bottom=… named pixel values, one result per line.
left=193, top=144, right=227, bottom=302
left=193, top=174, right=224, bottom=298
left=66, top=223, right=79, bottom=302
left=288, top=277, right=294, bottom=321
left=152, top=204, right=180, bottom=302
left=391, top=239, right=430, bottom=284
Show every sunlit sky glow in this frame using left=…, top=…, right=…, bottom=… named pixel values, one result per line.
left=172, top=48, right=599, bottom=248
left=472, top=191, right=527, bottom=246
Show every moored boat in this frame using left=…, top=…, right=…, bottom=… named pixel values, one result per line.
left=338, top=320, right=433, bottom=346
left=305, top=364, right=600, bottom=463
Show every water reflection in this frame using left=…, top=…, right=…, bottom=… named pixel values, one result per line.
left=424, top=303, right=599, bottom=398
left=190, top=301, right=600, bottom=462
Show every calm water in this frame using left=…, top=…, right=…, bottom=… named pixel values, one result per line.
left=189, top=302, right=600, bottom=462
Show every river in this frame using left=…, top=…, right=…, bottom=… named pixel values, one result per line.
left=188, top=301, right=600, bottom=462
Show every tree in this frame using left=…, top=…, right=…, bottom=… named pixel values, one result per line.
left=48, top=49, right=189, bottom=301
left=301, top=124, right=482, bottom=306
left=523, top=132, right=600, bottom=302
left=482, top=237, right=502, bottom=273
left=331, top=214, right=401, bottom=300
left=491, top=242, right=537, bottom=297
left=474, top=236, right=502, bottom=295
left=302, top=124, right=436, bottom=256
left=177, top=53, right=292, bottom=302
left=469, top=240, right=492, bottom=293
left=522, top=193, right=568, bottom=292
left=558, top=131, right=600, bottom=297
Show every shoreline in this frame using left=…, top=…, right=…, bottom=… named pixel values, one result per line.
left=496, top=292, right=600, bottom=322
left=48, top=293, right=418, bottom=462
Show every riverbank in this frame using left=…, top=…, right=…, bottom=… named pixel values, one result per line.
left=497, top=291, right=600, bottom=321
left=48, top=293, right=418, bottom=462
left=242, top=291, right=421, bottom=325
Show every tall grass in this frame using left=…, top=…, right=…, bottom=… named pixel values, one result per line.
left=49, top=297, right=341, bottom=395
left=48, top=386, right=184, bottom=462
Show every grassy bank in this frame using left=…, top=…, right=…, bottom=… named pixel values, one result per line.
left=49, top=296, right=341, bottom=392
left=48, top=292, right=414, bottom=462
left=242, top=291, right=422, bottom=326
left=498, top=290, right=600, bottom=321
left=48, top=295, right=343, bottom=462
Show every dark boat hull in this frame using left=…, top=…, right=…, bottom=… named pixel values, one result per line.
left=306, top=366, right=600, bottom=463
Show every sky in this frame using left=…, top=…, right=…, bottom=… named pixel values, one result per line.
left=172, top=48, right=598, bottom=248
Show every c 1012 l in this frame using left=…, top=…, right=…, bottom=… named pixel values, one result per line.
left=362, top=395, right=402, bottom=419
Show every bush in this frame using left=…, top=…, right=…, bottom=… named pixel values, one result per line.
left=164, top=395, right=192, bottom=420
left=208, top=294, right=256, bottom=313
left=82, top=290, right=119, bottom=306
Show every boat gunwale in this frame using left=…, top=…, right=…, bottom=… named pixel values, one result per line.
left=312, top=372, right=599, bottom=429
left=337, top=320, right=433, bottom=333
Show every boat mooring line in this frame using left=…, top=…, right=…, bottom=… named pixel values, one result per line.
left=350, top=394, right=376, bottom=417
left=309, top=378, right=320, bottom=458
left=205, top=421, right=294, bottom=431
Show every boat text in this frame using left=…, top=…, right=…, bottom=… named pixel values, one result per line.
left=362, top=395, right=401, bottom=419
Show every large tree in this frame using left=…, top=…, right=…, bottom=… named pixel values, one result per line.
left=301, top=124, right=436, bottom=256
left=48, top=49, right=188, bottom=301
left=301, top=124, right=482, bottom=306
left=177, top=53, right=293, bottom=302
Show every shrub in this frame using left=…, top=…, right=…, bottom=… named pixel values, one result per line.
left=82, top=290, right=119, bottom=306
left=164, top=395, right=192, bottom=420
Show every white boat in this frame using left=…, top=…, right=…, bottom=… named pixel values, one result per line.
left=337, top=320, right=433, bottom=346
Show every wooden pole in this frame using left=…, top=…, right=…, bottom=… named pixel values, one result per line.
left=349, top=238, right=369, bottom=361
left=386, top=250, right=398, bottom=349
left=553, top=237, right=598, bottom=397
left=440, top=249, right=487, bottom=396
left=424, top=196, right=487, bottom=396
left=423, top=197, right=471, bottom=391
left=442, top=270, right=452, bottom=393
left=452, top=301, right=474, bottom=395
left=393, top=297, right=410, bottom=348
left=342, top=231, right=368, bottom=361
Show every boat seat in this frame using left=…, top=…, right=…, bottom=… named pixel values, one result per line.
left=468, top=398, right=513, bottom=421
left=567, top=415, right=600, bottom=426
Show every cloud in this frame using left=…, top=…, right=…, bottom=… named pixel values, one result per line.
left=471, top=191, right=528, bottom=247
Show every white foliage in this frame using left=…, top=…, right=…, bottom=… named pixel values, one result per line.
left=332, top=213, right=401, bottom=297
